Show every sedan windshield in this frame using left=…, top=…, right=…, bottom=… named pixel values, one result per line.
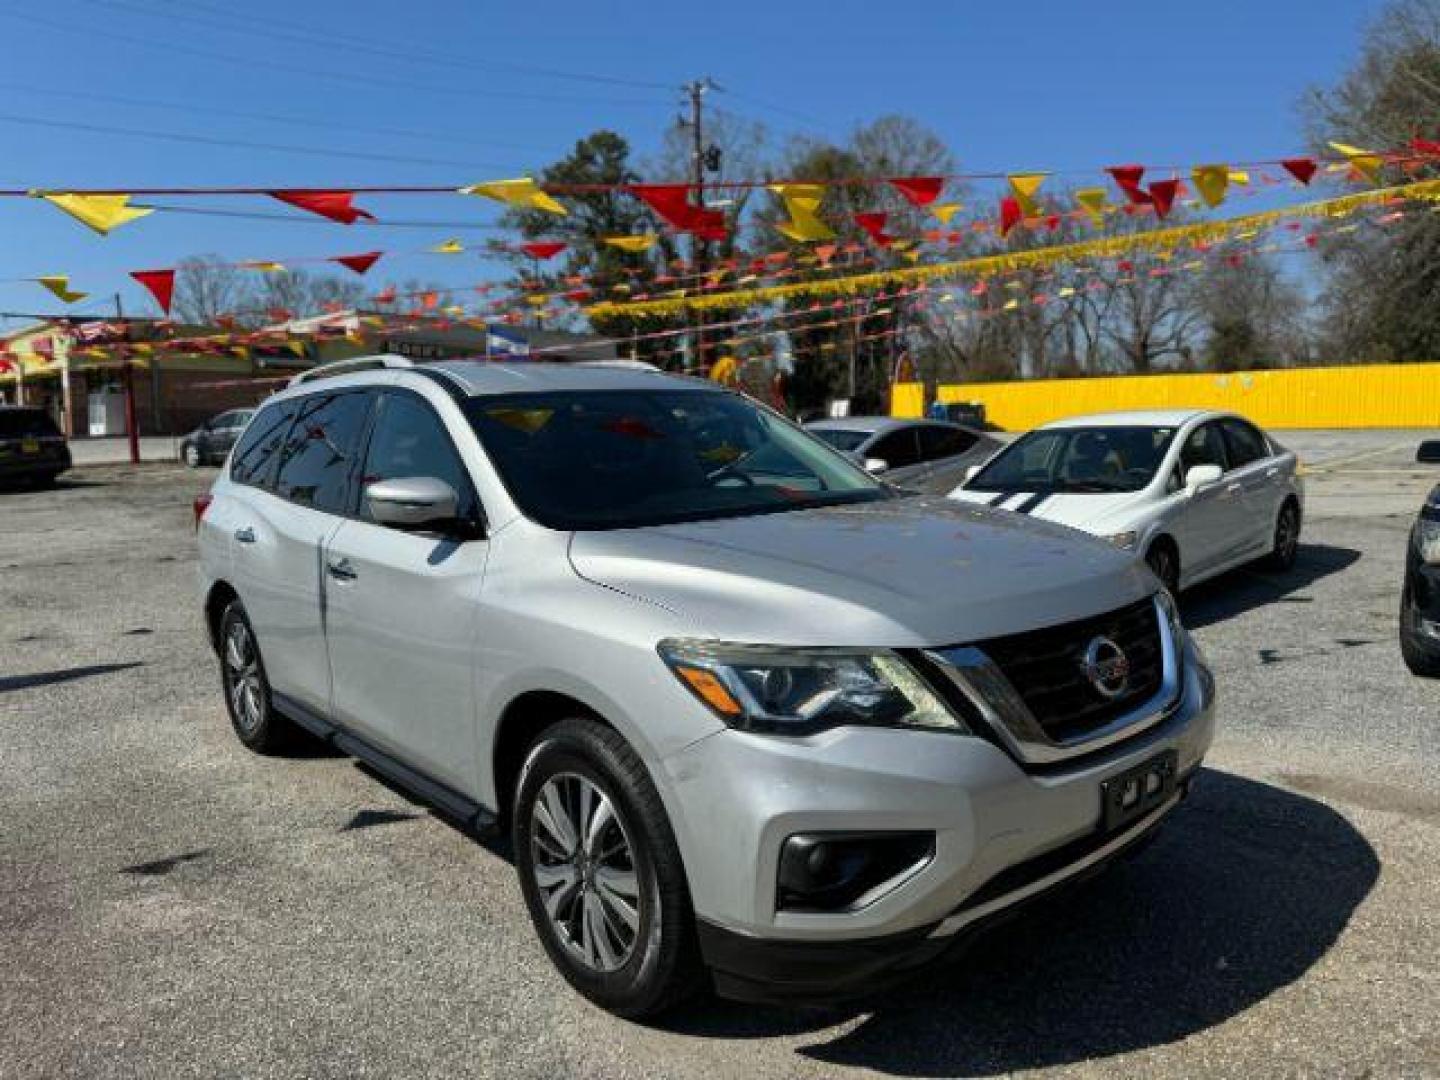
left=466, top=389, right=890, bottom=530
left=967, top=425, right=1177, bottom=494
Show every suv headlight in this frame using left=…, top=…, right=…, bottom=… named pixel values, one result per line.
left=658, top=640, right=968, bottom=736
left=1155, top=588, right=1193, bottom=676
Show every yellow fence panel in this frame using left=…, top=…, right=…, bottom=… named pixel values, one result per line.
left=893, top=362, right=1440, bottom=429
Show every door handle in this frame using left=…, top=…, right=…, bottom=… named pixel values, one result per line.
left=234, top=526, right=256, bottom=544
left=326, top=557, right=358, bottom=581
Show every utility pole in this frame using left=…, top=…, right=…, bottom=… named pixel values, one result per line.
left=681, top=77, right=716, bottom=374
left=117, top=292, right=139, bottom=466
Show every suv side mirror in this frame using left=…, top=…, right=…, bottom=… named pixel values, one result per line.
left=366, top=476, right=460, bottom=531
left=1184, top=463, right=1223, bottom=492
left=1417, top=440, right=1440, bottom=463
left=864, top=457, right=890, bottom=475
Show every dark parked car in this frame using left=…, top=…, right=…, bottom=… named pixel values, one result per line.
left=0, top=406, right=70, bottom=488
left=180, top=408, right=255, bottom=467
left=804, top=416, right=1001, bottom=495
left=1400, top=440, right=1440, bottom=675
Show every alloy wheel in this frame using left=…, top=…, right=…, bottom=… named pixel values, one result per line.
left=529, top=772, right=642, bottom=973
left=224, top=619, right=263, bottom=735
left=1276, top=506, right=1299, bottom=563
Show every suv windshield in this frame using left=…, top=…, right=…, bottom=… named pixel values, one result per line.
left=466, top=389, right=890, bottom=530
left=0, top=409, right=61, bottom=438
left=968, top=425, right=1176, bottom=494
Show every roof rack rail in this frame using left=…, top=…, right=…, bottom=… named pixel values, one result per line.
left=288, top=353, right=414, bottom=387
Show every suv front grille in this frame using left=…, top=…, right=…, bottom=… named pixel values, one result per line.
left=975, top=598, right=1164, bottom=743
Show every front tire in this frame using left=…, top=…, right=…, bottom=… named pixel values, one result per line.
left=512, top=718, right=702, bottom=1018
left=218, top=600, right=292, bottom=753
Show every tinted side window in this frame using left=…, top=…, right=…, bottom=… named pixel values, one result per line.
left=918, top=425, right=977, bottom=461
left=360, top=393, right=478, bottom=524
left=0, top=409, right=61, bottom=437
left=273, top=392, right=373, bottom=513
left=870, top=428, right=922, bottom=468
left=1221, top=419, right=1270, bottom=468
left=230, top=400, right=297, bottom=489
left=1180, top=422, right=1228, bottom=473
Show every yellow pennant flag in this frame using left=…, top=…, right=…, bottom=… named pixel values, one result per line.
left=1057, top=286, right=1076, bottom=298
left=40, top=193, right=153, bottom=235
left=1228, top=170, right=1251, bottom=186
left=1191, top=164, right=1230, bottom=208
left=1074, top=187, right=1110, bottom=224
left=770, top=183, right=834, bottom=242
left=603, top=234, right=658, bottom=252
left=1330, top=142, right=1385, bottom=184
left=931, top=202, right=963, bottom=224
left=430, top=239, right=464, bottom=254
left=35, top=275, right=87, bottom=303
left=459, top=177, right=567, bottom=216
left=243, top=261, right=287, bottom=273
left=1001, top=298, right=1020, bottom=311
left=1008, top=173, right=1048, bottom=216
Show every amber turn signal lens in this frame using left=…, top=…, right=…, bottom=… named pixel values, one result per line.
left=673, top=664, right=743, bottom=717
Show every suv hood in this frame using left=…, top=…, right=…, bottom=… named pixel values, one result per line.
left=950, top=488, right=1148, bottom=534
left=568, top=496, right=1153, bottom=647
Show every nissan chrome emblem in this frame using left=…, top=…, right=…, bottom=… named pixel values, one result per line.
left=1082, top=636, right=1131, bottom=699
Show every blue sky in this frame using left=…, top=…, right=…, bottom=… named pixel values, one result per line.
left=0, top=0, right=1389, bottom=326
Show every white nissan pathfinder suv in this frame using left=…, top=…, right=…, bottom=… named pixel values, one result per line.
left=196, top=356, right=1216, bottom=1016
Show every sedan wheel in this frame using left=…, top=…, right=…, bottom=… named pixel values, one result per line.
left=1265, top=502, right=1301, bottom=571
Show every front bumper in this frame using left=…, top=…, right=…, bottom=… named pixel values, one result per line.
left=657, top=635, right=1216, bottom=1001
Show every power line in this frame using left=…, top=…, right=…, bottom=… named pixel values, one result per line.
left=0, top=82, right=564, bottom=158
left=0, top=112, right=526, bottom=173
left=86, top=0, right=679, bottom=91
left=2, top=10, right=674, bottom=111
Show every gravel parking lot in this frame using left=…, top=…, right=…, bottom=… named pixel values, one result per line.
left=2, top=433, right=1437, bottom=1078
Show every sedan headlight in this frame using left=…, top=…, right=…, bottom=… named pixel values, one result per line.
left=658, top=640, right=968, bottom=736
left=1419, top=508, right=1440, bottom=564
left=1105, top=530, right=1140, bottom=551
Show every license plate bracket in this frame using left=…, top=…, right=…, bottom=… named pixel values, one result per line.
left=1101, top=749, right=1178, bottom=832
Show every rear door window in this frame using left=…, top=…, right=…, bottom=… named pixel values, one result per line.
left=272, top=392, right=374, bottom=513
left=230, top=399, right=298, bottom=489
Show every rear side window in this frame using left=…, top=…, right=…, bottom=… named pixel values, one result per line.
left=869, top=427, right=922, bottom=468
left=0, top=409, right=60, bottom=438
left=273, top=392, right=373, bottom=513
left=918, top=424, right=977, bottom=461
left=230, top=400, right=297, bottom=489
left=1220, top=419, right=1270, bottom=468
left=359, top=393, right=478, bottom=524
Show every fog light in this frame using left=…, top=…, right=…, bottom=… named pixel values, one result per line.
left=1122, top=779, right=1141, bottom=808
left=777, top=831, right=935, bottom=913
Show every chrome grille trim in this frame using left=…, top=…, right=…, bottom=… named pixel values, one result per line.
left=925, top=595, right=1180, bottom=765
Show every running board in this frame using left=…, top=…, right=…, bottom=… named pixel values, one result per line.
left=272, top=692, right=498, bottom=835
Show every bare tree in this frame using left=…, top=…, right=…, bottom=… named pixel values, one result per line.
left=171, top=256, right=250, bottom=325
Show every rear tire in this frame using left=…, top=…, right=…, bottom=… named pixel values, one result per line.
left=218, top=600, right=293, bottom=753
left=1145, top=539, right=1180, bottom=596
left=1263, top=500, right=1301, bottom=571
left=512, top=718, right=703, bottom=1019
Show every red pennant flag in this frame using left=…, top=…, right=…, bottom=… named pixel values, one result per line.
left=562, top=288, right=592, bottom=302
left=853, top=212, right=895, bottom=247
left=271, top=190, right=375, bottom=224
left=888, top=176, right=945, bottom=207
left=520, top=241, right=568, bottom=260
left=1107, top=165, right=1152, bottom=205
left=1281, top=158, right=1318, bottom=185
left=629, top=184, right=727, bottom=239
left=330, top=251, right=382, bottom=276
left=1413, top=138, right=1440, bottom=157
left=373, top=286, right=397, bottom=304
left=421, top=291, right=440, bottom=310
left=1148, top=179, right=1179, bottom=219
left=129, top=268, right=175, bottom=315
left=999, top=197, right=1023, bottom=237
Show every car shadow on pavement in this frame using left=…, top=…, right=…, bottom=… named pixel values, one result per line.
left=667, top=769, right=1378, bottom=1077
left=1181, top=543, right=1360, bottom=630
